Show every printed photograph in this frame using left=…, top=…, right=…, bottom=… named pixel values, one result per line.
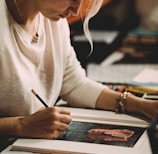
left=56, top=121, right=145, bottom=147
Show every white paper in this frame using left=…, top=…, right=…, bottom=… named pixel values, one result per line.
left=133, top=68, right=158, bottom=83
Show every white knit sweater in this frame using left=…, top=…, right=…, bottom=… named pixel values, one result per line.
left=0, top=0, right=105, bottom=117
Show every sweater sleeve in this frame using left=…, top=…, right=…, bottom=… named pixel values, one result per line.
left=60, top=20, right=106, bottom=108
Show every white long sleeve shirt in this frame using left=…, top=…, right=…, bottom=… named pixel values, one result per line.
left=0, top=0, right=105, bottom=117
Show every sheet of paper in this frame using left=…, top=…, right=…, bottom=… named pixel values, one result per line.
left=133, top=68, right=158, bottom=83
left=87, top=63, right=158, bottom=84
left=10, top=136, right=151, bottom=154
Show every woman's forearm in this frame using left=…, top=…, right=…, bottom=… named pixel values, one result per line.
left=96, top=88, right=158, bottom=120
left=0, top=117, right=22, bottom=137
left=95, top=88, right=121, bottom=111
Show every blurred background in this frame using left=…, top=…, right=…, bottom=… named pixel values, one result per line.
left=67, top=0, right=158, bottom=68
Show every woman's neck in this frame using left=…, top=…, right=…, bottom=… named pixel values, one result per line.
left=5, top=0, right=38, bottom=25
left=5, top=0, right=39, bottom=37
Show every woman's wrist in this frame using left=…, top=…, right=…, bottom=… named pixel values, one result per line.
left=16, top=117, right=26, bottom=137
left=115, top=92, right=131, bottom=114
left=96, top=89, right=144, bottom=115
left=123, top=93, right=142, bottom=113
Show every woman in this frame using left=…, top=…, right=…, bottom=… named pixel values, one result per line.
left=0, top=0, right=158, bottom=140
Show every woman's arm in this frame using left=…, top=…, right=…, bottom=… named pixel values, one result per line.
left=0, top=107, right=72, bottom=139
left=96, top=88, right=158, bottom=120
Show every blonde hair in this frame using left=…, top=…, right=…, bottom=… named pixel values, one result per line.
left=83, top=0, right=103, bottom=54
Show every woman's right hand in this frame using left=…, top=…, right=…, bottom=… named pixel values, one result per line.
left=17, top=107, right=72, bottom=139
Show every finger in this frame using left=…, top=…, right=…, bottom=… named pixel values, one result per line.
left=56, top=130, right=66, bottom=138
left=59, top=114, right=72, bottom=124
left=47, top=108, right=72, bottom=124
left=57, top=121, right=70, bottom=131
left=57, top=107, right=71, bottom=115
left=47, top=129, right=65, bottom=140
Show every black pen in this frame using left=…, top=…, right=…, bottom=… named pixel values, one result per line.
left=31, top=89, right=49, bottom=108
